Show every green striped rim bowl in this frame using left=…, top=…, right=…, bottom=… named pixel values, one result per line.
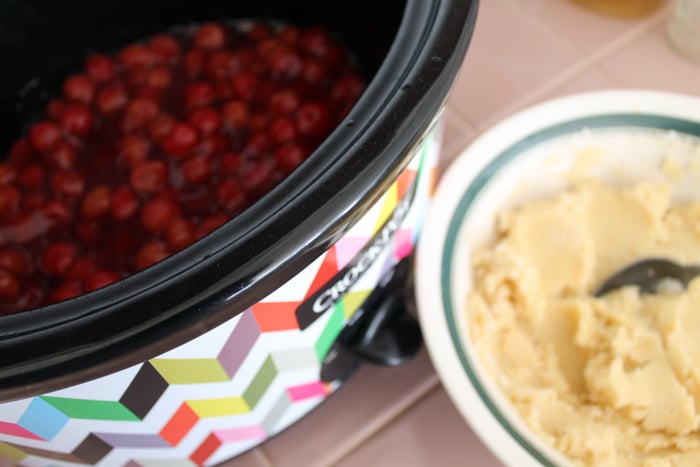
left=414, top=89, right=700, bottom=467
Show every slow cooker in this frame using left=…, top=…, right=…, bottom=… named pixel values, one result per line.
left=0, top=0, right=478, bottom=465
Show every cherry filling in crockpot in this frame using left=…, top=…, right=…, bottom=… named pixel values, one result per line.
left=0, top=21, right=365, bottom=315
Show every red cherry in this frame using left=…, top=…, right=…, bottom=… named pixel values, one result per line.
left=45, top=99, right=66, bottom=121
left=48, top=281, right=83, bottom=304
left=0, top=248, right=29, bottom=276
left=216, top=177, right=246, bottom=214
left=41, top=199, right=71, bottom=229
left=243, top=132, right=270, bottom=158
left=122, top=98, right=159, bottom=131
left=11, top=283, right=42, bottom=312
left=189, top=107, right=222, bottom=135
left=230, top=71, right=258, bottom=101
left=8, top=138, right=33, bottom=165
left=0, top=270, right=20, bottom=302
left=268, top=116, right=297, bottom=144
left=220, top=151, right=244, bottom=174
left=147, top=113, right=176, bottom=142
left=256, top=38, right=282, bottom=59
left=133, top=86, right=162, bottom=104
left=84, top=54, right=116, bottom=82
left=194, top=23, right=226, bottom=50
left=42, top=242, right=77, bottom=277
left=268, top=89, right=300, bottom=114
left=58, top=104, right=94, bottom=137
left=118, top=44, right=156, bottom=68
left=65, top=258, right=97, bottom=281
left=180, top=154, right=214, bottom=185
left=51, top=170, right=85, bottom=199
left=119, top=136, right=151, bottom=166
left=22, top=192, right=46, bottom=211
left=140, top=195, right=181, bottom=234
left=111, top=185, right=139, bottom=220
left=96, top=84, right=129, bottom=115
left=146, top=66, right=172, bottom=89
left=46, top=140, right=78, bottom=170
left=0, top=185, right=21, bottom=213
left=130, top=160, right=169, bottom=194
left=74, top=219, right=102, bottom=245
left=17, top=164, right=45, bottom=189
left=333, top=73, right=365, bottom=102
left=222, top=100, right=249, bottom=132
left=183, top=49, right=205, bottom=79
left=135, top=241, right=169, bottom=270
left=300, top=27, right=344, bottom=62
left=2, top=212, right=38, bottom=244
left=274, top=142, right=308, bottom=174
left=295, top=102, right=331, bottom=138
left=195, top=214, right=228, bottom=239
left=194, top=135, right=227, bottom=157
left=0, top=164, right=17, bottom=186
left=80, top=185, right=112, bottom=219
left=62, top=74, right=95, bottom=104
left=149, top=34, right=181, bottom=63
left=84, top=270, right=121, bottom=292
left=162, top=123, right=199, bottom=158
left=302, top=58, right=330, bottom=85
left=267, top=48, right=302, bottom=80
left=165, top=218, right=195, bottom=251
left=29, top=121, right=62, bottom=153
left=279, top=26, right=301, bottom=45
left=214, top=79, right=235, bottom=101
left=74, top=220, right=101, bottom=244
left=185, top=81, right=216, bottom=109
left=249, top=112, right=271, bottom=132
left=248, top=23, right=274, bottom=42
left=241, top=160, right=277, bottom=193
left=126, top=68, right=147, bottom=88
left=206, top=50, right=241, bottom=80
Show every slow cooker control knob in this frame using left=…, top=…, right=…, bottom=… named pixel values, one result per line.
left=319, top=258, right=423, bottom=382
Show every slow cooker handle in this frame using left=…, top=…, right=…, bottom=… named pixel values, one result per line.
left=319, top=257, right=422, bottom=382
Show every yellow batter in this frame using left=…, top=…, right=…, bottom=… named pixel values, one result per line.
left=468, top=181, right=700, bottom=466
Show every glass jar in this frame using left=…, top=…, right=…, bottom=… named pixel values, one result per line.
left=570, top=0, right=666, bottom=16
left=668, top=0, right=700, bottom=61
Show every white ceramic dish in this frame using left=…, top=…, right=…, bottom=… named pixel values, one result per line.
left=414, top=89, right=700, bottom=467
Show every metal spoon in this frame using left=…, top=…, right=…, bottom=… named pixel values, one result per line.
left=594, top=258, right=700, bottom=297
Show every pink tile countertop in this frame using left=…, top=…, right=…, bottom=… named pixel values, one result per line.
left=223, top=1, right=700, bottom=466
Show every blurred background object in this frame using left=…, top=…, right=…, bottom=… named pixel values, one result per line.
left=571, top=0, right=666, bottom=16
left=668, top=0, right=700, bottom=61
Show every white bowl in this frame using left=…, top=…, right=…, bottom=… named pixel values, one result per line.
left=414, top=89, right=700, bottom=467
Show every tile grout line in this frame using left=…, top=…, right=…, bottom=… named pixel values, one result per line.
left=498, top=0, right=589, bottom=58
left=586, top=15, right=669, bottom=65
left=456, top=13, right=667, bottom=132
left=319, top=372, right=441, bottom=467
left=251, top=447, right=276, bottom=467
left=501, top=0, right=670, bottom=63
left=452, top=0, right=671, bottom=131
left=254, top=369, right=440, bottom=467
left=440, top=104, right=479, bottom=166
left=455, top=57, right=593, bottom=132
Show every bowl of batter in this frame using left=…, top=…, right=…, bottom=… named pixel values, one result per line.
left=415, top=89, right=700, bottom=467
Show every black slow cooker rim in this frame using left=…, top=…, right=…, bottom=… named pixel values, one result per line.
left=0, top=0, right=478, bottom=400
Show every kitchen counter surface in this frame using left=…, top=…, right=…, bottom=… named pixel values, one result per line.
left=222, top=1, right=700, bottom=466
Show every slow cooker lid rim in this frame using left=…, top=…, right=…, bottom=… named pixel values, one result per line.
left=0, top=0, right=449, bottom=338
left=0, top=0, right=478, bottom=399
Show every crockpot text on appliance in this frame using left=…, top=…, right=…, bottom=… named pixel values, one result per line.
left=295, top=176, right=418, bottom=330
left=313, top=196, right=411, bottom=312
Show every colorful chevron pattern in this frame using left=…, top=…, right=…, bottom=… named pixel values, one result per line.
left=0, top=118, right=442, bottom=467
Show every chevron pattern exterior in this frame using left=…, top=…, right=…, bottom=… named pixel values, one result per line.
left=0, top=117, right=442, bottom=467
